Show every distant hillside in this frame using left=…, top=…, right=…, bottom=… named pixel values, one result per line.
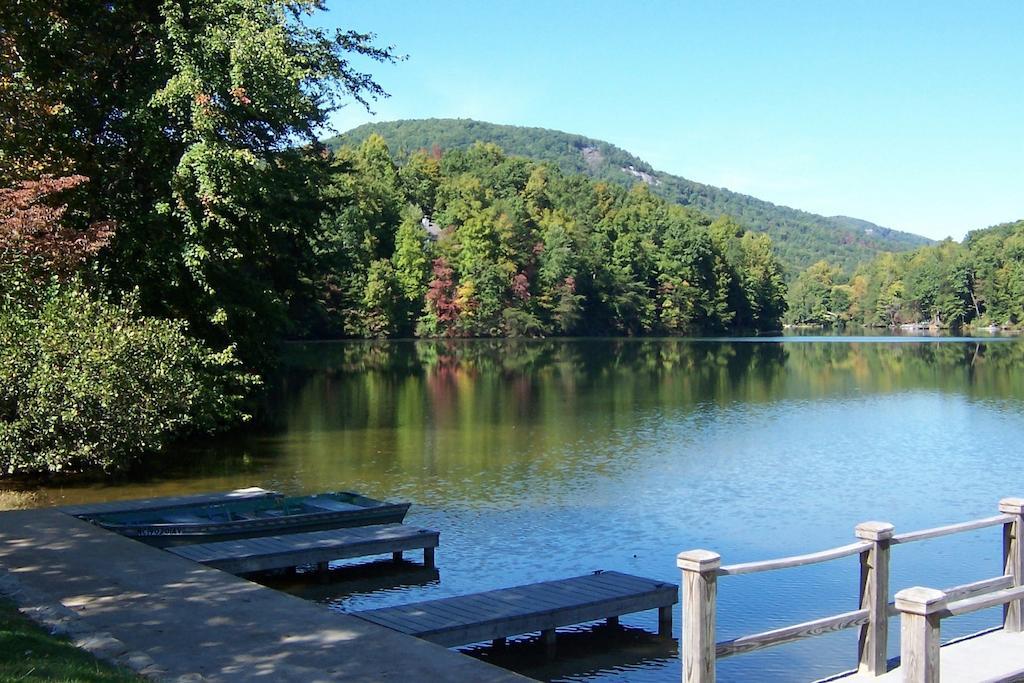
left=327, top=118, right=932, bottom=275
left=965, top=218, right=1024, bottom=246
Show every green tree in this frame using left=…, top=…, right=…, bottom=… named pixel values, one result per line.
left=392, top=206, right=432, bottom=321
left=656, top=215, right=714, bottom=333
left=361, top=258, right=399, bottom=337
left=1, top=0, right=399, bottom=367
left=738, top=231, right=787, bottom=329
left=786, top=260, right=843, bottom=325
left=399, top=150, right=441, bottom=214
left=536, top=209, right=583, bottom=333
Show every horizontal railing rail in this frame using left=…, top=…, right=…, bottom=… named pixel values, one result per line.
left=946, top=584, right=1024, bottom=617
left=717, top=541, right=870, bottom=576
left=890, top=514, right=1011, bottom=545
left=677, top=497, right=1024, bottom=683
left=942, top=574, right=1014, bottom=605
left=715, top=608, right=868, bottom=659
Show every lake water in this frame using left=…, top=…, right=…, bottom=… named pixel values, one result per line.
left=13, top=336, right=1024, bottom=681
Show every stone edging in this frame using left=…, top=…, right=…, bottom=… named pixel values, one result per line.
left=0, top=566, right=205, bottom=682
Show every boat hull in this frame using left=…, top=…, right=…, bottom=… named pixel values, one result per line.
left=106, top=503, right=411, bottom=548
left=81, top=491, right=412, bottom=548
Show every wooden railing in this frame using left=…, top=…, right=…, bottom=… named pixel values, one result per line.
left=676, top=497, right=1024, bottom=683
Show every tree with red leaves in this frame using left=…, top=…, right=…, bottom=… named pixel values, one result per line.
left=511, top=271, right=531, bottom=301
left=0, top=175, right=114, bottom=276
left=422, top=257, right=460, bottom=335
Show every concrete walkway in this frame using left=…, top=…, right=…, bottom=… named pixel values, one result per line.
left=0, top=508, right=527, bottom=682
left=824, top=628, right=1024, bottom=682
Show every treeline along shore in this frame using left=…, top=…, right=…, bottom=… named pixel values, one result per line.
left=786, top=219, right=1024, bottom=329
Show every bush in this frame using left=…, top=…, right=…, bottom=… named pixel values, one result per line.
left=0, top=273, right=257, bottom=474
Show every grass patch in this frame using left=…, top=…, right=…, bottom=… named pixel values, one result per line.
left=0, top=599, right=140, bottom=682
left=0, top=489, right=40, bottom=511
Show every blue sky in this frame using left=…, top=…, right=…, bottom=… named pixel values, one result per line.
left=319, top=1, right=1022, bottom=241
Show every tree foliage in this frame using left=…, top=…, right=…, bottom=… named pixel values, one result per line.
left=1, top=1, right=400, bottom=471
left=330, top=118, right=933, bottom=276
left=787, top=220, right=1024, bottom=328
left=0, top=174, right=256, bottom=474
left=1, top=0, right=399, bottom=368
left=0, top=274, right=256, bottom=474
left=0, top=176, right=113, bottom=276
left=318, top=137, right=789, bottom=337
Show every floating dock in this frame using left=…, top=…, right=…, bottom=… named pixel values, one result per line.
left=354, top=570, right=676, bottom=656
left=168, top=523, right=439, bottom=574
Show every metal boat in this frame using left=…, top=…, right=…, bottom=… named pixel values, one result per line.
left=79, top=491, right=411, bottom=547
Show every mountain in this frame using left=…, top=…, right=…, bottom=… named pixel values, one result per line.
left=326, top=118, right=932, bottom=275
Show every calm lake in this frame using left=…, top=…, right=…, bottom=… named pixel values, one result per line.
left=16, top=336, right=1024, bottom=681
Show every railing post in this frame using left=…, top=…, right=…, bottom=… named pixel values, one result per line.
left=894, top=587, right=946, bottom=683
left=1000, top=497, right=1024, bottom=632
left=855, top=521, right=894, bottom=675
left=677, top=550, right=721, bottom=683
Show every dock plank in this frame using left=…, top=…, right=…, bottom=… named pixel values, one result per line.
left=167, top=524, right=439, bottom=574
left=520, top=580, right=639, bottom=609
left=451, top=591, right=566, bottom=617
left=442, top=595, right=532, bottom=620
left=538, top=578, right=626, bottom=602
left=354, top=571, right=677, bottom=648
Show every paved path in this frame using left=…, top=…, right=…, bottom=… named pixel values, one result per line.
left=823, top=628, right=1024, bottom=682
left=0, top=508, right=527, bottom=682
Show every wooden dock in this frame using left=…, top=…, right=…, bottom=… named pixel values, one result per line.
left=168, top=523, right=438, bottom=575
left=354, top=570, right=677, bottom=656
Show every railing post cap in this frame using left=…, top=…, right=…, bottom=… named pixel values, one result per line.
left=999, top=498, right=1024, bottom=514
left=894, top=586, right=948, bottom=615
left=855, top=520, right=895, bottom=541
left=677, top=549, right=721, bottom=572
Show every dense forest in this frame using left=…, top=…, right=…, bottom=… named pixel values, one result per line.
left=331, top=119, right=933, bottom=275
left=786, top=220, right=1024, bottom=328
left=314, top=135, right=787, bottom=339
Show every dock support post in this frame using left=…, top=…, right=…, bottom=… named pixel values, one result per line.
left=658, top=604, right=673, bottom=637
left=492, top=637, right=506, bottom=650
left=424, top=547, right=435, bottom=568
left=1000, top=498, right=1024, bottom=632
left=542, top=629, right=556, bottom=659
left=392, top=551, right=403, bottom=563
left=855, top=521, right=894, bottom=675
left=895, top=587, right=946, bottom=683
left=677, top=549, right=721, bottom=683
left=606, top=615, right=619, bottom=627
